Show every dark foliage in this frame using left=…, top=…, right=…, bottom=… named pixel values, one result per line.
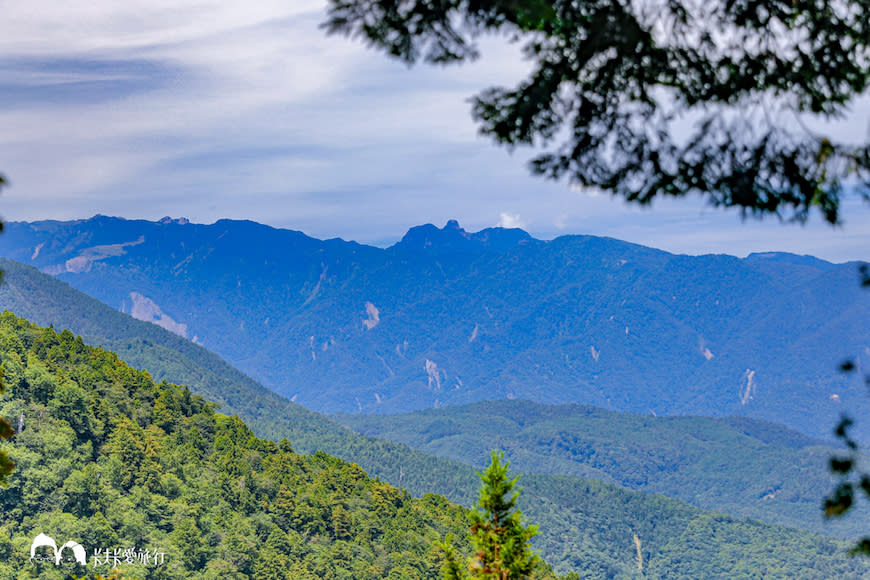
left=825, top=377, right=870, bottom=554
left=324, top=0, right=870, bottom=223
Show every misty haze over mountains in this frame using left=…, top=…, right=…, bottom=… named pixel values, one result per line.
left=1, top=215, right=868, bottom=441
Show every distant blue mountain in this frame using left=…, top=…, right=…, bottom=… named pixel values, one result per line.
left=2, top=215, right=868, bottom=440
left=394, top=219, right=539, bottom=254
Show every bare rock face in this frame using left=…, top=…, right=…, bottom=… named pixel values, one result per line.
left=128, top=291, right=188, bottom=338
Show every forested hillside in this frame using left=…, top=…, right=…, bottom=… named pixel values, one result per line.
left=0, top=313, right=492, bottom=579
left=336, top=400, right=855, bottom=535
left=0, top=257, right=326, bottom=444
left=1, top=216, right=867, bottom=441
left=0, top=315, right=868, bottom=576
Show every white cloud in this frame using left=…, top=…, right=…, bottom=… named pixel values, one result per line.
left=0, top=1, right=322, bottom=55
left=496, top=212, right=525, bottom=229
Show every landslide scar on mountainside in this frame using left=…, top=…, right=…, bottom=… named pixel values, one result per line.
left=126, top=292, right=188, bottom=338
left=42, top=236, right=145, bottom=274
left=362, top=302, right=380, bottom=330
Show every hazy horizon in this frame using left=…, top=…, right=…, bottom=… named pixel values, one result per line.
left=1, top=1, right=868, bottom=262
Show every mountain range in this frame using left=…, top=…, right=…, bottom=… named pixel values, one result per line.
left=1, top=215, right=868, bottom=442
left=0, top=249, right=864, bottom=542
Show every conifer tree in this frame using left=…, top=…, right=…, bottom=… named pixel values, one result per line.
left=443, top=450, right=540, bottom=580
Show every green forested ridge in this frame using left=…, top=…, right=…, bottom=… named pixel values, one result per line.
left=0, top=257, right=858, bottom=536
left=0, top=257, right=323, bottom=444
left=0, top=313, right=489, bottom=579
left=334, top=399, right=859, bottom=536
left=0, top=311, right=868, bottom=575
left=516, top=474, right=870, bottom=578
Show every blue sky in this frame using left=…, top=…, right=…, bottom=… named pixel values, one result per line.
left=1, top=1, right=869, bottom=261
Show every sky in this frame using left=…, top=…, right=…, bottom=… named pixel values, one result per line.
left=1, top=1, right=869, bottom=262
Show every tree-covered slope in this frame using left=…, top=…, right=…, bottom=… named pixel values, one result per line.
left=0, top=314, right=868, bottom=578
left=0, top=258, right=472, bottom=504
left=335, top=400, right=859, bottom=535
left=1, top=216, right=867, bottom=441
left=0, top=257, right=340, bottom=444
left=0, top=313, right=481, bottom=579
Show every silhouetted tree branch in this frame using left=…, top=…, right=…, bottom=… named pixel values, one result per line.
left=324, top=0, right=870, bottom=223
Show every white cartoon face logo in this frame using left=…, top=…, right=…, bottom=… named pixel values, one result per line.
left=30, top=533, right=86, bottom=566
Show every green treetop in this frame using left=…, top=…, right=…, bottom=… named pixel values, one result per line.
left=443, top=450, right=544, bottom=580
